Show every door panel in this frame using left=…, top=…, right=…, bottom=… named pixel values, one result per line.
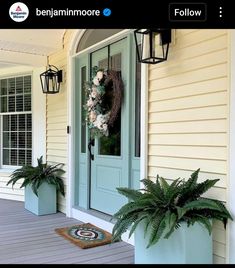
left=90, top=38, right=129, bottom=215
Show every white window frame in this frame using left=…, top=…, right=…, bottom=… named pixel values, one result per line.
left=0, top=66, right=46, bottom=173
left=0, top=74, right=33, bottom=168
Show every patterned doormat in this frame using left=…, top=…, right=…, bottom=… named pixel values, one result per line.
left=55, top=223, right=113, bottom=249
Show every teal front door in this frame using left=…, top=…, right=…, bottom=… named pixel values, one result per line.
left=75, top=34, right=140, bottom=216
left=89, top=39, right=129, bottom=215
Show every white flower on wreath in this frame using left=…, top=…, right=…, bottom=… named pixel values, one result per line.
left=102, top=123, right=108, bottom=132
left=96, top=71, right=104, bottom=81
left=91, top=87, right=98, bottom=98
left=87, top=98, right=95, bottom=108
left=92, top=71, right=104, bottom=86
left=89, top=111, right=97, bottom=122
left=93, top=113, right=110, bottom=136
left=93, top=77, right=100, bottom=86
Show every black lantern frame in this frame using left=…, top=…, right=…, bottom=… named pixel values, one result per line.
left=40, top=65, right=63, bottom=94
left=134, top=29, right=171, bottom=64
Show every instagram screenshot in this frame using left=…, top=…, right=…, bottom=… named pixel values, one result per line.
left=0, top=0, right=234, bottom=264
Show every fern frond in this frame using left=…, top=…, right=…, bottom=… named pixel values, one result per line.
left=186, top=179, right=219, bottom=202
left=147, top=214, right=166, bottom=248
left=116, top=187, right=143, bottom=201
left=186, top=215, right=213, bottom=235
left=112, top=213, right=139, bottom=242
left=177, top=169, right=200, bottom=205
left=165, top=178, right=182, bottom=204
left=183, top=198, right=226, bottom=212
left=128, top=213, right=149, bottom=239
left=113, top=202, right=143, bottom=218
left=176, top=206, right=187, bottom=220
left=163, top=211, right=177, bottom=239
left=212, top=199, right=233, bottom=221
left=141, top=178, right=165, bottom=201
left=159, top=177, right=169, bottom=196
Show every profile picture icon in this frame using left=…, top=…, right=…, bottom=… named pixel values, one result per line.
left=9, top=2, right=29, bottom=22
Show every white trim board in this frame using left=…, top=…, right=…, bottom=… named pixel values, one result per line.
left=228, top=29, right=235, bottom=264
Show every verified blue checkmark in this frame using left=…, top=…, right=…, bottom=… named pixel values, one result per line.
left=103, top=8, right=111, bottom=16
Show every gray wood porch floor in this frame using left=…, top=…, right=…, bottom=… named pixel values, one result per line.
left=0, top=198, right=134, bottom=264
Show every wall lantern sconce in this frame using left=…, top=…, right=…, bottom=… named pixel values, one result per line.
left=134, top=29, right=171, bottom=64
left=40, top=65, right=63, bottom=94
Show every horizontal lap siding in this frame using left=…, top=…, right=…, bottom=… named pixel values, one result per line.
left=47, top=30, right=73, bottom=213
left=0, top=175, right=24, bottom=201
left=148, top=29, right=228, bottom=263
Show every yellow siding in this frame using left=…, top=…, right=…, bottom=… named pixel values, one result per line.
left=148, top=29, right=229, bottom=264
left=0, top=175, right=24, bottom=201
left=47, top=30, right=74, bottom=213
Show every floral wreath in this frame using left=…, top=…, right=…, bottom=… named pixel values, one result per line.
left=84, top=66, right=124, bottom=138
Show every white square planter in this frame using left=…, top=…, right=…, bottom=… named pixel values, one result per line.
left=134, top=221, right=213, bottom=264
left=24, top=182, right=57, bottom=216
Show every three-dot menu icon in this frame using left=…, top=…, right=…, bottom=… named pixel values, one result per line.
left=219, top=6, right=223, bottom=18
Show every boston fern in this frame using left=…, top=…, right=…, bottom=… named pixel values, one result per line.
left=6, top=156, right=65, bottom=197
left=112, top=169, right=233, bottom=248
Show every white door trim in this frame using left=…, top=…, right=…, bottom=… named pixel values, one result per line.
left=228, top=29, right=235, bottom=264
left=66, top=29, right=148, bottom=244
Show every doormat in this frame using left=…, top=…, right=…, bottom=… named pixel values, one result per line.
left=55, top=223, right=113, bottom=249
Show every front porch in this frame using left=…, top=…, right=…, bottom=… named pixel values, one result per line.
left=0, top=199, right=134, bottom=264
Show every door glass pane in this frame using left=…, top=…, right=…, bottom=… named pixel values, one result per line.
left=81, top=66, right=86, bottom=153
left=98, top=58, right=108, bottom=70
left=111, top=53, right=121, bottom=71
left=99, top=115, right=121, bottom=156
left=98, top=53, right=121, bottom=156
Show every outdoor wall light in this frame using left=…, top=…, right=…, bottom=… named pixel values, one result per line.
left=40, top=65, right=63, bottom=94
left=134, top=29, right=171, bottom=64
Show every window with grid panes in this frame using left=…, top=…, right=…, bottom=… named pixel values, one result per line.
left=0, top=75, right=32, bottom=166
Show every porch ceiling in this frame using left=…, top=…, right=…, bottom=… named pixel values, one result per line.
left=0, top=29, right=65, bottom=68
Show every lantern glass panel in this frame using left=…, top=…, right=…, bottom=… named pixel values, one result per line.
left=142, top=31, right=150, bottom=61
left=153, top=32, right=163, bottom=59
left=134, top=29, right=171, bottom=64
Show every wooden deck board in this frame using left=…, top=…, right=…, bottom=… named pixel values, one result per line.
left=0, top=198, right=134, bottom=264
